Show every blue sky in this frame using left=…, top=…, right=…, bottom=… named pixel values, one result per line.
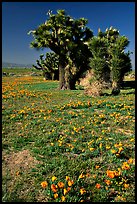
left=2, top=2, right=135, bottom=69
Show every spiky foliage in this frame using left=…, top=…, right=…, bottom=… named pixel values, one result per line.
left=33, top=52, right=59, bottom=80
left=88, top=26, right=132, bottom=95
left=28, top=10, right=93, bottom=89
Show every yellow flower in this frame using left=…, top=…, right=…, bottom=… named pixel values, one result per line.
left=68, top=180, right=74, bottom=186
left=89, top=147, right=95, bottom=151
left=123, top=183, right=129, bottom=188
left=79, top=173, right=85, bottom=179
left=99, top=143, right=102, bottom=148
left=66, top=176, right=70, bottom=181
left=106, top=145, right=111, bottom=150
left=54, top=193, right=58, bottom=199
left=50, top=143, right=54, bottom=146
left=61, top=196, right=66, bottom=202
left=58, top=182, right=64, bottom=188
left=52, top=176, right=57, bottom=182
left=111, top=149, right=116, bottom=154
left=127, top=158, right=133, bottom=164
left=95, top=165, right=100, bottom=169
left=122, top=162, right=130, bottom=170
left=41, top=181, right=48, bottom=188
left=118, top=147, right=123, bottom=153
left=63, top=188, right=68, bottom=195
left=80, top=188, right=86, bottom=195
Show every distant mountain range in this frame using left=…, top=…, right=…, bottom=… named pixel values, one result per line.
left=2, top=62, right=33, bottom=68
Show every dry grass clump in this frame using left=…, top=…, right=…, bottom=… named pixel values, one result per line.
left=84, top=80, right=104, bottom=97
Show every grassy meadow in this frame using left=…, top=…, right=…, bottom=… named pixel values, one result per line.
left=2, top=68, right=135, bottom=202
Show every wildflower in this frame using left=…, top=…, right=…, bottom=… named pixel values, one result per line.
left=61, top=196, right=66, bottom=201
left=66, top=176, right=70, bottom=181
left=80, top=188, right=86, bottom=195
left=54, top=193, right=58, bottom=199
left=79, top=173, right=85, bottom=179
left=99, top=143, right=102, bottom=148
left=122, top=162, right=130, bottom=170
left=127, top=158, right=133, bottom=164
left=67, top=187, right=71, bottom=192
left=111, top=149, right=116, bottom=154
left=87, top=101, right=91, bottom=106
left=52, top=176, right=57, bottom=182
left=51, top=184, right=57, bottom=193
left=50, top=143, right=54, bottom=146
left=63, top=188, right=68, bottom=195
left=106, top=170, right=115, bottom=179
left=114, top=171, right=120, bottom=177
left=86, top=173, right=91, bottom=177
left=68, top=180, right=74, bottom=186
left=96, top=183, right=101, bottom=189
left=89, top=147, right=95, bottom=151
left=58, top=182, right=64, bottom=188
left=95, top=165, right=100, bottom=169
left=123, top=183, right=129, bottom=188
left=16, top=171, right=20, bottom=176
left=118, top=147, right=123, bottom=153
left=104, top=179, right=111, bottom=186
left=106, top=145, right=111, bottom=150
left=41, top=181, right=48, bottom=188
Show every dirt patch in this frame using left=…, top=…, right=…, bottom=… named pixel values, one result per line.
left=2, top=149, right=41, bottom=176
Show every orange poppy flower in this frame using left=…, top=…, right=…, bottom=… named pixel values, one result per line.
left=96, top=183, right=101, bottom=189
left=51, top=184, right=57, bottom=193
left=104, top=179, right=111, bottom=186
left=41, top=181, right=48, bottom=188
left=106, top=170, right=115, bottom=179
left=58, top=182, right=65, bottom=188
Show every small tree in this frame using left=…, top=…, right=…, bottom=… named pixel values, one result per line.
left=108, top=34, right=132, bottom=95
left=88, top=32, right=110, bottom=96
left=88, top=27, right=132, bottom=95
left=33, top=52, right=59, bottom=80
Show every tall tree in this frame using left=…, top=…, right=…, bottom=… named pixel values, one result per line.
left=28, top=10, right=93, bottom=89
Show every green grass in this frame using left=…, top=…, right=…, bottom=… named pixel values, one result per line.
left=2, top=73, right=135, bottom=202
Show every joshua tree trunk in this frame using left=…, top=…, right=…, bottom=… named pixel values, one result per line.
left=59, top=55, right=66, bottom=90
left=111, top=81, right=120, bottom=95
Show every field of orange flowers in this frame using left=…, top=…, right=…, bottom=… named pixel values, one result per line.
left=2, top=74, right=135, bottom=202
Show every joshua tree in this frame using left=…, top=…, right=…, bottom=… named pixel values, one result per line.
left=28, top=9, right=93, bottom=89
left=33, top=52, right=59, bottom=80
left=88, top=27, right=132, bottom=95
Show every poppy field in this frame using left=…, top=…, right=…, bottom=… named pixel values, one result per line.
left=2, top=72, right=135, bottom=202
